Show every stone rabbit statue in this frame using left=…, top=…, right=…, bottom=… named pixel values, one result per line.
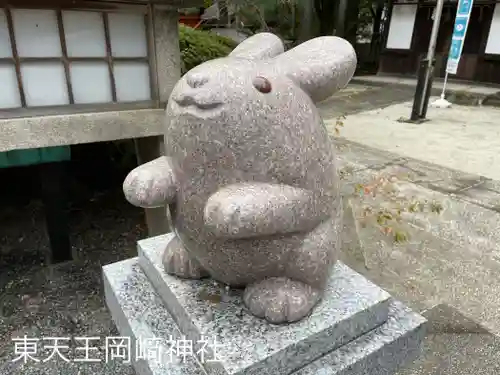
left=123, top=33, right=357, bottom=324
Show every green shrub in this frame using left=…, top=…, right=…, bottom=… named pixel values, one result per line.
left=179, top=25, right=238, bottom=74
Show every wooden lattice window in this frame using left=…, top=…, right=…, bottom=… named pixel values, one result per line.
left=0, top=7, right=156, bottom=111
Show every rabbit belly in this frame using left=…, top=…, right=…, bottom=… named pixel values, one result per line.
left=175, top=222, right=307, bottom=286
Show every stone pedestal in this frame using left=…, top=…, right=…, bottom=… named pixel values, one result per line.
left=103, top=234, right=426, bottom=375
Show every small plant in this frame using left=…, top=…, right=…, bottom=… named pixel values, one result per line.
left=334, top=115, right=346, bottom=136
left=408, top=200, right=424, bottom=213
left=351, top=173, right=443, bottom=244
left=376, top=210, right=393, bottom=225
left=339, top=165, right=353, bottom=180
left=394, top=230, right=408, bottom=243
left=430, top=201, right=444, bottom=214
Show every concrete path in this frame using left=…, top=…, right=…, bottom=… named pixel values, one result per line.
left=335, top=138, right=500, bottom=374
left=319, top=83, right=500, bottom=373
left=336, top=138, right=500, bottom=331
left=317, top=83, right=416, bottom=119
left=318, top=83, right=500, bottom=331
left=352, top=75, right=500, bottom=97
left=324, top=101, right=500, bottom=181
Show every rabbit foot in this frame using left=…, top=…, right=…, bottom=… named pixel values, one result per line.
left=162, top=236, right=209, bottom=279
left=243, top=277, right=321, bottom=324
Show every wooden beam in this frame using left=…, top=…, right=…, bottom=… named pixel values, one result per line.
left=134, top=136, right=170, bottom=236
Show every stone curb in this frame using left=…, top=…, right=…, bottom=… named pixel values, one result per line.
left=350, top=77, right=500, bottom=107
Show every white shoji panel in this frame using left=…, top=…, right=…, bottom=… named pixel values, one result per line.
left=386, top=4, right=417, bottom=50
left=0, top=10, right=12, bottom=58
left=12, top=9, right=62, bottom=57
left=70, top=62, right=112, bottom=104
left=21, top=63, right=69, bottom=106
left=0, top=65, right=21, bottom=108
left=108, top=12, right=147, bottom=57
left=486, top=4, right=500, bottom=54
left=62, top=10, right=107, bottom=58
left=114, top=62, right=150, bottom=102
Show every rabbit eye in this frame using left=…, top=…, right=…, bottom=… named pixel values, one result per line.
left=253, top=76, right=272, bottom=94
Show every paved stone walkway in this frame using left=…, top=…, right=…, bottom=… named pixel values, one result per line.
left=317, top=83, right=416, bottom=119
left=319, top=83, right=500, bottom=374
left=335, top=138, right=500, bottom=329
left=352, top=75, right=500, bottom=97
left=333, top=138, right=500, bottom=375
left=325, top=101, right=500, bottom=181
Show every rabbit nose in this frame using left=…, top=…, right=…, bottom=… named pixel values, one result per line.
left=186, top=73, right=208, bottom=88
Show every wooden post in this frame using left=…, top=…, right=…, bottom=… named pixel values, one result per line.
left=134, top=136, right=170, bottom=236
left=40, top=161, right=72, bottom=263
left=134, top=8, right=182, bottom=237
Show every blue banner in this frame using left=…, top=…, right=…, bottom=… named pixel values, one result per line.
left=458, top=0, right=473, bottom=15
left=453, top=17, right=468, bottom=38
left=448, top=39, right=462, bottom=61
left=446, top=0, right=474, bottom=75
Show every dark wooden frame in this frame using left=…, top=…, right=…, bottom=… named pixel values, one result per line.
left=380, top=1, right=421, bottom=54
left=379, top=1, right=421, bottom=75
left=379, top=0, right=500, bottom=83
left=0, top=4, right=159, bottom=113
left=0, top=1, right=165, bottom=264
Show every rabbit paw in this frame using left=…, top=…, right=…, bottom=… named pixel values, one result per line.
left=123, top=156, right=177, bottom=208
left=162, top=236, right=209, bottom=279
left=243, top=277, right=321, bottom=324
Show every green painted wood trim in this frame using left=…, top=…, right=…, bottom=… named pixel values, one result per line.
left=0, top=146, right=71, bottom=168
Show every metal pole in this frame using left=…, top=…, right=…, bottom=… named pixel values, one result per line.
left=440, top=71, right=449, bottom=100
left=419, top=0, right=445, bottom=113
left=426, top=0, right=445, bottom=63
left=411, top=0, right=445, bottom=120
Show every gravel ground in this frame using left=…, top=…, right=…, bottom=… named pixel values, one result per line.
left=0, top=150, right=147, bottom=374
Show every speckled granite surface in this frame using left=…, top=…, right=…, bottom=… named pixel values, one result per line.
left=294, top=301, right=426, bottom=375
left=103, top=258, right=204, bottom=375
left=104, top=256, right=426, bottom=375
left=137, top=234, right=392, bottom=375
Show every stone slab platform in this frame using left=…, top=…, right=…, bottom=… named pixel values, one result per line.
left=138, top=234, right=393, bottom=375
left=103, top=258, right=204, bottom=375
left=103, top=257, right=426, bottom=375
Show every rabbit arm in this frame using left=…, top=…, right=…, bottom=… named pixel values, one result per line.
left=123, top=156, right=178, bottom=208
left=203, top=182, right=330, bottom=239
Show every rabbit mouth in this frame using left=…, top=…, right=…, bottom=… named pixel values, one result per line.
left=174, top=95, right=223, bottom=111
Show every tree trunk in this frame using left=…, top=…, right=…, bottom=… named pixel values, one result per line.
left=344, top=0, right=361, bottom=46
left=314, top=0, right=338, bottom=36
left=298, top=0, right=317, bottom=42
left=370, top=2, right=385, bottom=63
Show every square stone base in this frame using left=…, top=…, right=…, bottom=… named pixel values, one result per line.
left=103, top=235, right=426, bottom=375
left=138, top=234, right=393, bottom=375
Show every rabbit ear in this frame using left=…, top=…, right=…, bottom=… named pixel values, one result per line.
left=229, top=32, right=285, bottom=60
left=269, top=36, right=357, bottom=103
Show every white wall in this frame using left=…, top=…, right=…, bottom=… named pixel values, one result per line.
left=486, top=3, right=500, bottom=54
left=386, top=4, right=418, bottom=50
